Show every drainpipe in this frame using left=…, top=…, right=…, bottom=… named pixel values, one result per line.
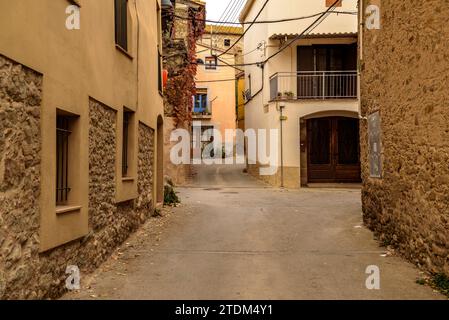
left=279, top=102, right=285, bottom=188
left=358, top=0, right=364, bottom=117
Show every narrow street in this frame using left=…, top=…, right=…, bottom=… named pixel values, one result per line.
left=65, top=165, right=443, bottom=300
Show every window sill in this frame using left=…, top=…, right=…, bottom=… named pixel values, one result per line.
left=116, top=45, right=134, bottom=60
left=56, top=205, right=82, bottom=216
left=122, top=177, right=135, bottom=182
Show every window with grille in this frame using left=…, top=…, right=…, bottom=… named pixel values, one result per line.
left=205, top=56, right=217, bottom=70
left=224, top=39, right=231, bottom=47
left=158, top=50, right=162, bottom=92
left=122, top=111, right=132, bottom=176
left=56, top=116, right=72, bottom=205
left=115, top=0, right=128, bottom=50
left=193, top=89, right=208, bottom=113
left=157, top=5, right=163, bottom=93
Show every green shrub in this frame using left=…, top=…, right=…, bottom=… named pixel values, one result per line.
left=164, top=180, right=180, bottom=206
left=432, top=273, right=449, bottom=297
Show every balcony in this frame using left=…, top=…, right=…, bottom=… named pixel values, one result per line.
left=192, top=104, right=212, bottom=119
left=270, top=71, right=358, bottom=101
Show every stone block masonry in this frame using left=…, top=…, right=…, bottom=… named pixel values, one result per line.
left=360, top=0, right=449, bottom=276
left=0, top=54, right=42, bottom=299
left=0, top=54, right=156, bottom=299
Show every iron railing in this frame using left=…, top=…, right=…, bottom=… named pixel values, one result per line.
left=270, top=71, right=358, bottom=100
left=56, top=116, right=71, bottom=205
left=193, top=99, right=212, bottom=117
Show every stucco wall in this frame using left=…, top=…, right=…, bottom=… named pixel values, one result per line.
left=360, top=0, right=449, bottom=275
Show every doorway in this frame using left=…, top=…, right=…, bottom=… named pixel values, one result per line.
left=307, top=117, right=361, bottom=183
left=156, top=115, right=164, bottom=204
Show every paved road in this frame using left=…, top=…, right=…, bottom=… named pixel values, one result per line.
left=66, top=164, right=444, bottom=300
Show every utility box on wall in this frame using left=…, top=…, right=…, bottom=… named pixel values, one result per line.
left=368, top=111, right=382, bottom=178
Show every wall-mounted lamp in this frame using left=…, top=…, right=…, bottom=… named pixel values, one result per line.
left=161, top=0, right=173, bottom=9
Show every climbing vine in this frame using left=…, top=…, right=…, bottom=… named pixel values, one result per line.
left=163, top=5, right=205, bottom=128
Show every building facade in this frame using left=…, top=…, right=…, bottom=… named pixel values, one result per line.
left=360, top=0, right=449, bottom=276
left=241, top=0, right=359, bottom=188
left=193, top=25, right=243, bottom=157
left=0, top=0, right=164, bottom=298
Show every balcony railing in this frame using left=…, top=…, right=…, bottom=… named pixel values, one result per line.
left=192, top=104, right=212, bottom=118
left=270, top=71, right=358, bottom=101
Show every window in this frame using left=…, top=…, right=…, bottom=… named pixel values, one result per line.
left=205, top=56, right=217, bottom=70
left=122, top=111, right=133, bottom=176
left=158, top=50, right=162, bottom=92
left=115, top=0, right=128, bottom=50
left=193, top=89, right=208, bottom=113
left=56, top=115, right=72, bottom=205
left=224, top=39, right=231, bottom=47
left=157, top=4, right=163, bottom=93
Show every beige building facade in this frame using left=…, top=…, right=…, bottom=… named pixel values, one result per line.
left=0, top=0, right=164, bottom=298
left=241, top=0, right=360, bottom=188
left=360, top=0, right=449, bottom=276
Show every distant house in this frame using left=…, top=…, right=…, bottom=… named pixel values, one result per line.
left=241, top=0, right=359, bottom=188
left=193, top=25, right=244, bottom=158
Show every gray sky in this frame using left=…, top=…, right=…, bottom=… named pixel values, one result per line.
left=205, top=0, right=245, bottom=23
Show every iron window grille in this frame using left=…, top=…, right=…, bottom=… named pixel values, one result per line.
left=122, top=111, right=132, bottom=176
left=158, top=48, right=163, bottom=93
left=114, top=0, right=128, bottom=51
left=205, top=56, right=217, bottom=70
left=56, top=116, right=72, bottom=205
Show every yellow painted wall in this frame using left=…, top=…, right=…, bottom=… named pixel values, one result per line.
left=0, top=0, right=164, bottom=251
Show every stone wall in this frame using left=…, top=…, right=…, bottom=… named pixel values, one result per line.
left=136, top=122, right=155, bottom=217
left=0, top=54, right=156, bottom=299
left=0, top=54, right=42, bottom=299
left=360, top=0, right=449, bottom=276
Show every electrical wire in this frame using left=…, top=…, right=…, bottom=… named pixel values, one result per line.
left=193, top=0, right=346, bottom=84
left=264, top=0, right=339, bottom=63
left=217, top=0, right=270, bottom=58
left=213, top=0, right=246, bottom=48
left=165, top=11, right=357, bottom=26
left=212, top=0, right=241, bottom=34
left=195, top=78, right=239, bottom=83
left=195, top=0, right=345, bottom=68
left=204, top=0, right=241, bottom=54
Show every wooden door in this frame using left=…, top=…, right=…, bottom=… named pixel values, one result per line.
left=307, top=117, right=361, bottom=183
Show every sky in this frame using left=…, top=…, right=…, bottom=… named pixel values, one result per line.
left=205, top=0, right=245, bottom=23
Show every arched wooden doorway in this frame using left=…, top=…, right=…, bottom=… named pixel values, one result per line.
left=307, top=116, right=361, bottom=183
left=156, top=115, right=164, bottom=203
left=302, top=113, right=361, bottom=183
